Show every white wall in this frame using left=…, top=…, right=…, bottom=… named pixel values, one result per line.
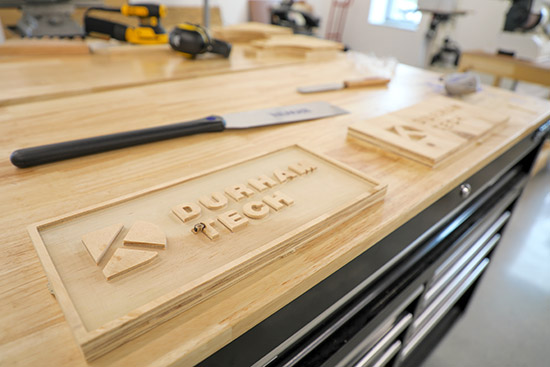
left=131, top=0, right=249, bottom=25
left=310, top=0, right=511, bottom=67
left=452, top=0, right=509, bottom=53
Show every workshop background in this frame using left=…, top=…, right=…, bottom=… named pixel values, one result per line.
left=1, top=1, right=549, bottom=367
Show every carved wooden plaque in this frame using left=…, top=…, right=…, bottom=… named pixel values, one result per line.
left=28, top=145, right=386, bottom=361
left=348, top=96, right=509, bottom=167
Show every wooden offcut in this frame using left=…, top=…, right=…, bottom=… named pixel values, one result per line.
left=103, top=248, right=158, bottom=280
left=211, top=22, right=293, bottom=43
left=81, top=223, right=123, bottom=264
left=123, top=221, right=166, bottom=249
left=245, top=34, right=344, bottom=59
left=27, top=145, right=386, bottom=361
left=0, top=39, right=90, bottom=56
left=348, top=96, right=510, bottom=167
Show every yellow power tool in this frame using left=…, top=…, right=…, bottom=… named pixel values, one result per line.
left=84, top=3, right=168, bottom=44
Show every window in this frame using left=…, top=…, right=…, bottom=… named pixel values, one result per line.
left=387, top=0, right=422, bottom=24
left=368, top=0, right=422, bottom=30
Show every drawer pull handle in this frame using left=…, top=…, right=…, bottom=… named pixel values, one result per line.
left=353, top=314, right=412, bottom=367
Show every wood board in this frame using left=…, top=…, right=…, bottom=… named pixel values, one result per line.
left=211, top=22, right=293, bottom=43
left=347, top=95, right=510, bottom=167
left=245, top=34, right=344, bottom=59
left=28, top=145, right=386, bottom=361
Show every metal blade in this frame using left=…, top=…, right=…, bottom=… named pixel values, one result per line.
left=223, top=101, right=348, bottom=130
left=297, top=82, right=345, bottom=94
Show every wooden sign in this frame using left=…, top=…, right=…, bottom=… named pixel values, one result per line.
left=348, top=96, right=509, bottom=167
left=28, top=145, right=386, bottom=360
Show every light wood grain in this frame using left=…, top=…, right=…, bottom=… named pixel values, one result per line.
left=82, top=223, right=123, bottom=264
left=458, top=50, right=550, bottom=89
left=211, top=22, right=293, bottom=43
left=1, top=57, right=549, bottom=367
left=0, top=44, right=311, bottom=107
left=0, top=39, right=91, bottom=56
left=123, top=221, right=166, bottom=249
left=245, top=34, right=344, bottom=59
left=28, top=145, right=385, bottom=360
left=103, top=248, right=158, bottom=281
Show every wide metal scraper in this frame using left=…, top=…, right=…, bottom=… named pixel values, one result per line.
left=11, top=101, right=348, bottom=168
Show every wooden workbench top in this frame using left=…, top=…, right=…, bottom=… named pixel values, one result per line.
left=1, top=57, right=549, bottom=366
left=0, top=43, right=311, bottom=107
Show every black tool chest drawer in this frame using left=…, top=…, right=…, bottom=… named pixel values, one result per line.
left=200, top=125, right=549, bottom=367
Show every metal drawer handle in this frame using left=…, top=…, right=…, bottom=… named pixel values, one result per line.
left=353, top=314, right=412, bottom=367
left=372, top=341, right=401, bottom=367
left=459, top=183, right=472, bottom=198
left=434, top=211, right=510, bottom=279
left=401, top=259, right=490, bottom=359
left=424, top=234, right=500, bottom=306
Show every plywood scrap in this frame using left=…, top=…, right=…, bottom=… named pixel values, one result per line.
left=123, top=220, right=166, bottom=249
left=81, top=223, right=123, bottom=264
left=0, top=39, right=90, bottom=56
left=245, top=34, right=344, bottom=59
left=102, top=248, right=158, bottom=280
left=251, top=35, right=344, bottom=51
left=211, top=22, right=293, bottom=43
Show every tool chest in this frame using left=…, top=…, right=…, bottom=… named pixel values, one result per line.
left=200, top=122, right=549, bottom=367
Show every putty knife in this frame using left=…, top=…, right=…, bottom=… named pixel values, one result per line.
left=298, top=77, right=390, bottom=94
left=10, top=101, right=347, bottom=168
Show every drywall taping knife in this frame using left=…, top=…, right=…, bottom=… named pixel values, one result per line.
left=10, top=101, right=347, bottom=168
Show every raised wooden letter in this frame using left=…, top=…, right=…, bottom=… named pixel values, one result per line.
left=172, top=202, right=202, bottom=223
left=217, top=210, right=249, bottom=232
left=199, top=192, right=228, bottom=210
left=288, top=161, right=317, bottom=175
left=243, top=201, right=270, bottom=219
left=225, top=184, right=255, bottom=202
left=263, top=191, right=294, bottom=211
left=273, top=169, right=298, bottom=183
left=248, top=175, right=278, bottom=192
left=192, top=219, right=220, bottom=240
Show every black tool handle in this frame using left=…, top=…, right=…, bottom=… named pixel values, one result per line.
left=210, top=39, right=232, bottom=58
left=10, top=116, right=225, bottom=168
left=84, top=16, right=129, bottom=41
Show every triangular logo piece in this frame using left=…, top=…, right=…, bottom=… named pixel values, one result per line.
left=102, top=248, right=158, bottom=280
left=123, top=220, right=166, bottom=249
left=82, top=223, right=123, bottom=264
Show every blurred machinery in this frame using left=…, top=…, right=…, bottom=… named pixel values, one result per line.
left=418, top=0, right=465, bottom=67
left=498, top=0, right=550, bottom=62
left=270, top=0, right=319, bottom=35
left=0, top=0, right=100, bottom=37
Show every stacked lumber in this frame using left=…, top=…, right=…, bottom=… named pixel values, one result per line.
left=244, top=34, right=344, bottom=59
left=211, top=22, right=292, bottom=43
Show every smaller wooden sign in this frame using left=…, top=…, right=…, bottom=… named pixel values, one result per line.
left=28, top=145, right=385, bottom=361
left=348, top=96, right=509, bottom=167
